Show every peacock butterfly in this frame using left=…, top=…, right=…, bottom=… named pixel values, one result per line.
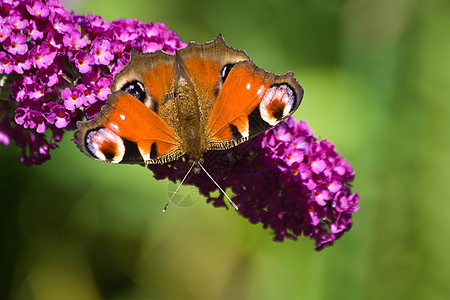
left=75, top=35, right=303, bottom=208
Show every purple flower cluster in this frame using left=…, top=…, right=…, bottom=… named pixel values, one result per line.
left=149, top=117, right=359, bottom=250
left=0, top=0, right=186, bottom=165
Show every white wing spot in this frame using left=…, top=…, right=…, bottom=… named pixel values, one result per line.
left=246, top=83, right=251, bottom=90
left=257, top=85, right=265, bottom=96
left=110, top=122, right=119, bottom=132
left=86, top=128, right=125, bottom=163
left=120, top=114, right=126, bottom=120
left=259, top=85, right=295, bottom=126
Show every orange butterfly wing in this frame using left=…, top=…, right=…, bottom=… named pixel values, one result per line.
left=76, top=51, right=184, bottom=164
left=76, top=91, right=182, bottom=164
left=179, top=36, right=303, bottom=151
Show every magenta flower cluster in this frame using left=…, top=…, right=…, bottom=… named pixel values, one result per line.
left=149, top=117, right=359, bottom=250
left=0, top=0, right=186, bottom=165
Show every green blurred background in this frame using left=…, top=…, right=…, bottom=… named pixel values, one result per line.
left=1, top=0, right=450, bottom=299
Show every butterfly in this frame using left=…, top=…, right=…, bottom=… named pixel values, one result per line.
left=76, top=35, right=303, bottom=209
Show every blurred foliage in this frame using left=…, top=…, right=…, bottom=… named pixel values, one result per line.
left=1, top=0, right=450, bottom=299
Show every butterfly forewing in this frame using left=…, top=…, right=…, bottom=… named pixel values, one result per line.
left=206, top=60, right=303, bottom=150
left=76, top=91, right=183, bottom=164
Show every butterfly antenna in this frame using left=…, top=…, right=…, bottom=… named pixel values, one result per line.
left=198, top=163, right=239, bottom=211
left=163, top=163, right=195, bottom=212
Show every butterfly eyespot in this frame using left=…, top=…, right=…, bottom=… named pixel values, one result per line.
left=259, top=84, right=297, bottom=126
left=121, top=80, right=146, bottom=102
left=86, top=128, right=125, bottom=163
left=221, top=64, right=235, bottom=82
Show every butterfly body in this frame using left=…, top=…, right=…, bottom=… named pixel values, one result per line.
left=76, top=35, right=303, bottom=165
